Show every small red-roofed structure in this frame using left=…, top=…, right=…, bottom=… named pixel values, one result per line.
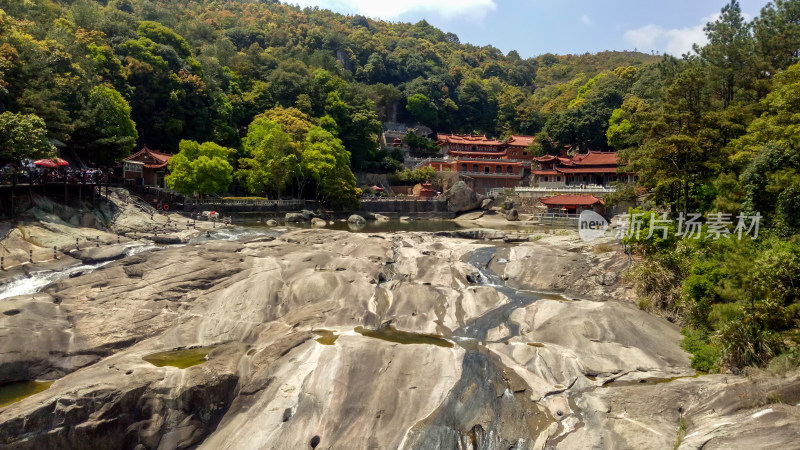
left=123, top=146, right=173, bottom=187
left=539, top=194, right=605, bottom=215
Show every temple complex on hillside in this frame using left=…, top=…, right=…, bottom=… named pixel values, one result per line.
left=531, top=151, right=634, bottom=189
left=123, top=147, right=173, bottom=188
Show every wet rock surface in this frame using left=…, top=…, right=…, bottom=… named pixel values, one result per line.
left=0, top=229, right=797, bottom=449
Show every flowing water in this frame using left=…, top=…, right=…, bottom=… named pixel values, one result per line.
left=0, top=227, right=280, bottom=301
left=0, top=243, right=162, bottom=301
left=405, top=246, right=573, bottom=449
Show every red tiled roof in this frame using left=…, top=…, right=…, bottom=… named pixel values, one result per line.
left=532, top=170, right=558, bottom=175
left=571, top=151, right=618, bottom=166
left=534, top=155, right=558, bottom=162
left=540, top=194, right=604, bottom=206
left=437, top=134, right=504, bottom=146
left=124, top=146, right=173, bottom=169
left=507, top=135, right=535, bottom=147
left=555, top=166, right=618, bottom=174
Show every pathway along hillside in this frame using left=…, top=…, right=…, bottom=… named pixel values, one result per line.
left=0, top=229, right=798, bottom=449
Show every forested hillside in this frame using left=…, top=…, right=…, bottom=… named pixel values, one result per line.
left=0, top=0, right=656, bottom=172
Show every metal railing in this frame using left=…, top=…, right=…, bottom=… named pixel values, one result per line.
left=194, top=198, right=309, bottom=208
left=458, top=171, right=524, bottom=178
left=515, top=185, right=618, bottom=193
left=529, top=212, right=581, bottom=220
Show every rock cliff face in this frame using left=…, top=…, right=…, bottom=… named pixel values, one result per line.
left=0, top=229, right=798, bottom=449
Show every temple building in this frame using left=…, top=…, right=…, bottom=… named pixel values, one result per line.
left=418, top=134, right=537, bottom=194
left=532, top=151, right=633, bottom=189
left=123, top=146, right=173, bottom=188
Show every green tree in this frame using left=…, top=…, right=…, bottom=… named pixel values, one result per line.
left=696, top=0, right=755, bottom=106
left=0, top=112, right=53, bottom=165
left=165, top=140, right=233, bottom=196
left=237, top=117, right=298, bottom=197
left=405, top=93, right=437, bottom=125
left=730, top=60, right=800, bottom=167
left=299, top=126, right=359, bottom=208
left=71, top=85, right=138, bottom=166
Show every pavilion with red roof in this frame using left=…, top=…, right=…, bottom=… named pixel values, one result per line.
left=539, top=194, right=605, bottom=215
left=123, top=146, right=173, bottom=188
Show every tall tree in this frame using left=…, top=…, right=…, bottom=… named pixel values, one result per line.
left=696, top=1, right=755, bottom=106
left=165, top=140, right=234, bottom=196
left=0, top=112, right=53, bottom=165
left=71, top=85, right=138, bottom=166
left=237, top=117, right=297, bottom=197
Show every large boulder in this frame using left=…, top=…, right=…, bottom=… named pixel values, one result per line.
left=265, top=219, right=279, bottom=227
left=347, top=214, right=366, bottom=225
left=480, top=198, right=494, bottom=210
left=300, top=209, right=316, bottom=220
left=506, top=208, right=519, bottom=221
left=445, top=181, right=485, bottom=213
left=285, top=213, right=306, bottom=223
left=311, top=218, right=327, bottom=227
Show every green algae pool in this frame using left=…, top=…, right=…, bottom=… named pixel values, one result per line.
left=313, top=329, right=340, bottom=346
left=0, top=381, right=54, bottom=408
left=354, top=326, right=454, bottom=348
left=142, top=347, right=214, bottom=369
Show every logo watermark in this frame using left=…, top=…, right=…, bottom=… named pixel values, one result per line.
left=578, top=211, right=762, bottom=242
left=578, top=210, right=608, bottom=242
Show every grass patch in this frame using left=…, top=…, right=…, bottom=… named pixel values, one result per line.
left=592, top=243, right=614, bottom=253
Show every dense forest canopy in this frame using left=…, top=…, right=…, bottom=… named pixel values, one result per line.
left=0, top=0, right=658, bottom=172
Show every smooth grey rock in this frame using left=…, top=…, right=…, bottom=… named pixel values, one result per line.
left=445, top=181, right=485, bottom=213
left=506, top=208, right=519, bottom=221
left=347, top=214, right=366, bottom=225
left=311, top=218, right=327, bottom=227
left=285, top=213, right=306, bottom=223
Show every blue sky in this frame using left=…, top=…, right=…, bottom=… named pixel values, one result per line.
left=287, top=0, right=773, bottom=57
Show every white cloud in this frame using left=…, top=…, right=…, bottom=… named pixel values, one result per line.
left=287, top=0, right=497, bottom=21
left=624, top=14, right=719, bottom=56
left=580, top=15, right=591, bottom=25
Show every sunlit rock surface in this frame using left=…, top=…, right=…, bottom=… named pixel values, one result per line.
left=1, top=229, right=798, bottom=449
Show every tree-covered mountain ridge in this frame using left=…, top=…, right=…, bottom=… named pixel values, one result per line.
left=0, top=0, right=657, bottom=168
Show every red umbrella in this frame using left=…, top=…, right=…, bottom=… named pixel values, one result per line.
left=33, top=159, right=58, bottom=168
left=33, top=158, right=69, bottom=168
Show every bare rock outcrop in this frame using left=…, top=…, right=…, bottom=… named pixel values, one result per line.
left=1, top=229, right=797, bottom=449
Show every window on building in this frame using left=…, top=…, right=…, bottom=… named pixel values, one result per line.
left=523, top=151, right=528, bottom=156
left=544, top=176, right=548, bottom=182
left=484, top=166, right=490, bottom=173
left=461, top=164, right=467, bottom=172
left=557, top=176, right=561, bottom=182
left=507, top=166, right=513, bottom=174
left=472, top=164, right=479, bottom=172
left=495, top=165, right=502, bottom=173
